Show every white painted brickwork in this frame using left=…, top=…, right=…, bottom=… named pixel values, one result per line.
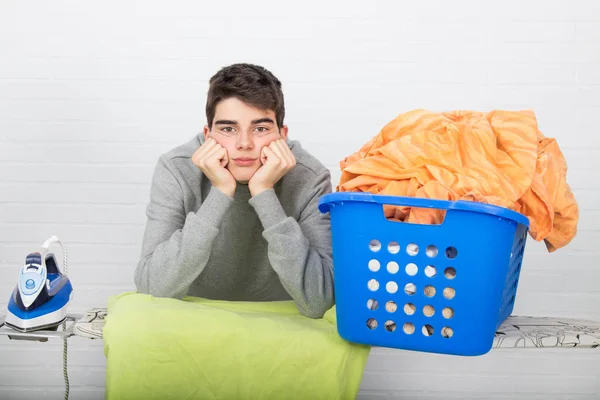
left=1, top=1, right=599, bottom=398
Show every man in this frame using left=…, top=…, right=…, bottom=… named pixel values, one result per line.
left=134, top=63, right=334, bottom=318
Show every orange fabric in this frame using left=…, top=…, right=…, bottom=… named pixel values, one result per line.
left=337, top=109, right=578, bottom=252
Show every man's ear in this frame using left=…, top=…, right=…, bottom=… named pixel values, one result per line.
left=279, top=125, right=289, bottom=141
left=203, top=125, right=210, bottom=140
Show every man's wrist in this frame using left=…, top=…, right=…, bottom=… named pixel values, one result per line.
left=248, top=188, right=287, bottom=229
left=249, top=183, right=272, bottom=197
left=215, top=184, right=236, bottom=198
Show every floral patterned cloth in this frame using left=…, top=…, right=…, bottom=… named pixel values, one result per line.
left=494, top=315, right=600, bottom=348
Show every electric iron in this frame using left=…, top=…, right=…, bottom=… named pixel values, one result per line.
left=4, top=235, right=73, bottom=332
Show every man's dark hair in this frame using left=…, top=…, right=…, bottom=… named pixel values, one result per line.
left=206, top=63, right=285, bottom=128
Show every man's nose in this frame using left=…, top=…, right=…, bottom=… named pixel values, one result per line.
left=236, top=130, right=254, bottom=150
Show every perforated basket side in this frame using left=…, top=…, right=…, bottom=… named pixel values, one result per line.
left=321, top=194, right=528, bottom=356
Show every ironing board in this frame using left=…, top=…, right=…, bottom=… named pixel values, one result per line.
left=88, top=311, right=600, bottom=349
left=1, top=311, right=599, bottom=348
left=0, top=309, right=102, bottom=341
left=492, top=315, right=600, bottom=349
left=0, top=313, right=82, bottom=341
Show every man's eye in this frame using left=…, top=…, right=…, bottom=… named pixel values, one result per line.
left=255, top=127, right=269, bottom=133
left=222, top=127, right=235, bottom=133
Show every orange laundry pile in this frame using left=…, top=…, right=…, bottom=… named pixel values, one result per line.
left=337, top=109, right=578, bottom=252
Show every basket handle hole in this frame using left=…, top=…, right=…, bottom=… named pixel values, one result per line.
left=383, top=205, right=447, bottom=226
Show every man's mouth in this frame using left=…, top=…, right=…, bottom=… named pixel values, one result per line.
left=232, top=157, right=257, bottom=166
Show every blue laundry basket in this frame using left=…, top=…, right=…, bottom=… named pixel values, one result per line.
left=318, top=192, right=530, bottom=356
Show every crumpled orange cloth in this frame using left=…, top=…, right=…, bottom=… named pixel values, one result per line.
left=338, top=109, right=578, bottom=252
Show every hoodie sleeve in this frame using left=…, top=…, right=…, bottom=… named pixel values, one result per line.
left=248, top=169, right=334, bottom=318
left=134, top=155, right=233, bottom=299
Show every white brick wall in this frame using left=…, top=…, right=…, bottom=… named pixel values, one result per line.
left=1, top=0, right=599, bottom=398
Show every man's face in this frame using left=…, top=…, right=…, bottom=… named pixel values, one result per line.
left=203, top=97, right=288, bottom=183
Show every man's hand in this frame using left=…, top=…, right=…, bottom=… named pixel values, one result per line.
left=192, top=138, right=236, bottom=197
left=249, top=139, right=296, bottom=197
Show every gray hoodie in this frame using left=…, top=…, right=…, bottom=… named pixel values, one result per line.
left=134, top=134, right=334, bottom=318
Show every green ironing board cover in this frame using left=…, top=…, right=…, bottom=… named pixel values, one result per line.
left=103, top=292, right=371, bottom=400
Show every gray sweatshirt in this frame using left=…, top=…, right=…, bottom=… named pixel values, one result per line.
left=134, top=134, right=335, bottom=318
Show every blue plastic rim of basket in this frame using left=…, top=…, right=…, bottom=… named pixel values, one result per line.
left=319, top=192, right=530, bottom=356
